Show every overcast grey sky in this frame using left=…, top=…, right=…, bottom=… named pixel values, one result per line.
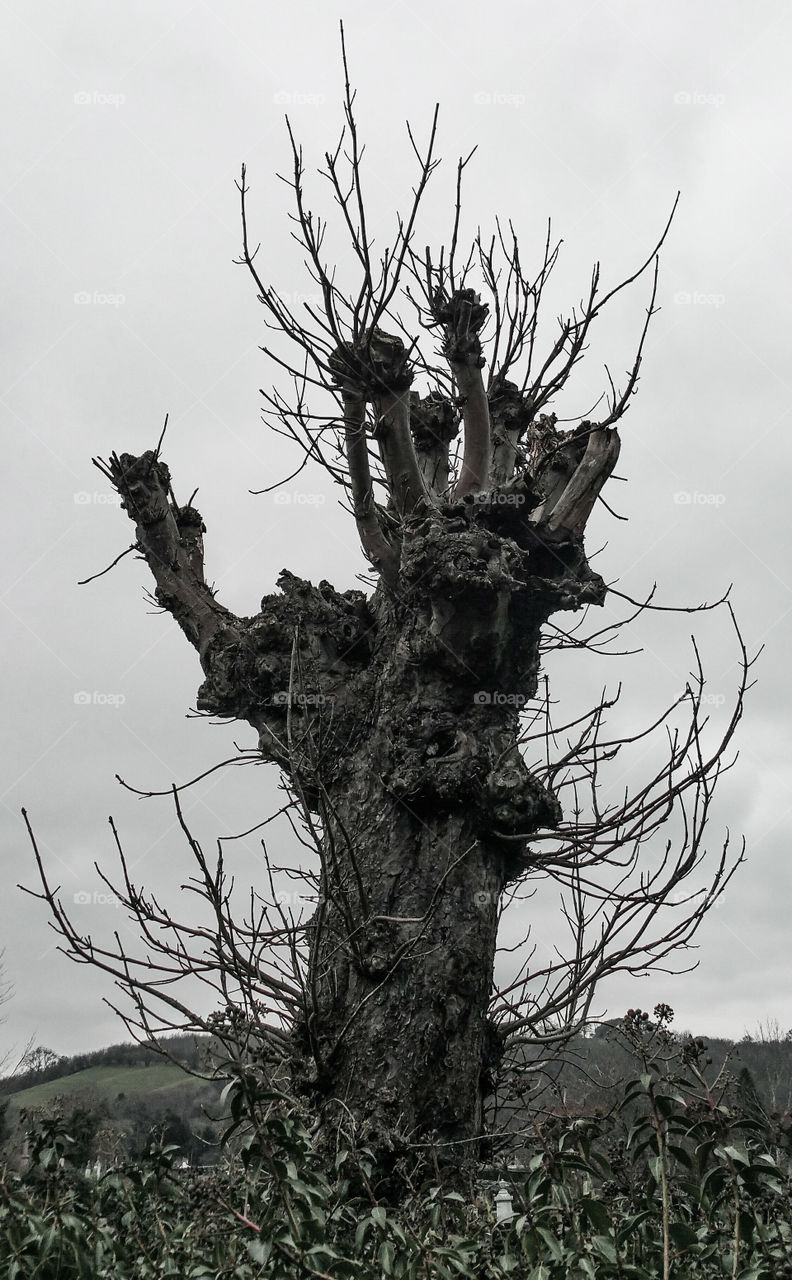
left=2, top=0, right=791, bottom=1063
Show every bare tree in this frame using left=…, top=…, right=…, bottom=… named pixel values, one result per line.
left=741, top=1020, right=792, bottom=1115
left=0, top=954, right=13, bottom=1077
left=0, top=954, right=34, bottom=1083
left=25, top=31, right=754, bottom=1189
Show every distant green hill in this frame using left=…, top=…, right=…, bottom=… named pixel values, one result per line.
left=4, top=1024, right=792, bottom=1174
left=0, top=1042, right=225, bottom=1167
left=6, top=1062, right=211, bottom=1109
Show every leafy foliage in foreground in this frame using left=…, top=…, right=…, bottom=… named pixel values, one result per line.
left=3, top=1008, right=792, bottom=1279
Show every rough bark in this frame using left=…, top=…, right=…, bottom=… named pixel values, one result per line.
left=409, top=391, right=460, bottom=497
left=55, top=107, right=721, bottom=1199
left=432, top=288, right=492, bottom=500
left=103, top=392, right=614, bottom=1181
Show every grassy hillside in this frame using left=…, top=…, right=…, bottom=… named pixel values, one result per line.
left=6, top=1062, right=209, bottom=1109
left=1, top=1056, right=226, bottom=1168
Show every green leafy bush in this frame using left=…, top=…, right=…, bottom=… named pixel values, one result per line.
left=4, top=1006, right=792, bottom=1278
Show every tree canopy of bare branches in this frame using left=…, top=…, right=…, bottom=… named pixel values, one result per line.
left=25, top=29, right=755, bottom=1192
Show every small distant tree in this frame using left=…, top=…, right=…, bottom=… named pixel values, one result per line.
left=18, top=1046, right=61, bottom=1077
left=26, top=30, right=754, bottom=1190
left=149, top=1109, right=192, bottom=1158
left=736, top=1065, right=764, bottom=1118
left=0, top=952, right=16, bottom=1079
left=63, top=1099, right=105, bottom=1167
left=594, top=1019, right=624, bottom=1040
left=742, top=1019, right=792, bottom=1114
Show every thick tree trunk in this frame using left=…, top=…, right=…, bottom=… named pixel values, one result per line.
left=86, top=144, right=685, bottom=1196
left=184, top=491, right=607, bottom=1174
left=102, top=349, right=617, bottom=1184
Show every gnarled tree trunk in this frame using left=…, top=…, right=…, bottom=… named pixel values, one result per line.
left=103, top=359, right=618, bottom=1174
left=32, top=75, right=747, bottom=1201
